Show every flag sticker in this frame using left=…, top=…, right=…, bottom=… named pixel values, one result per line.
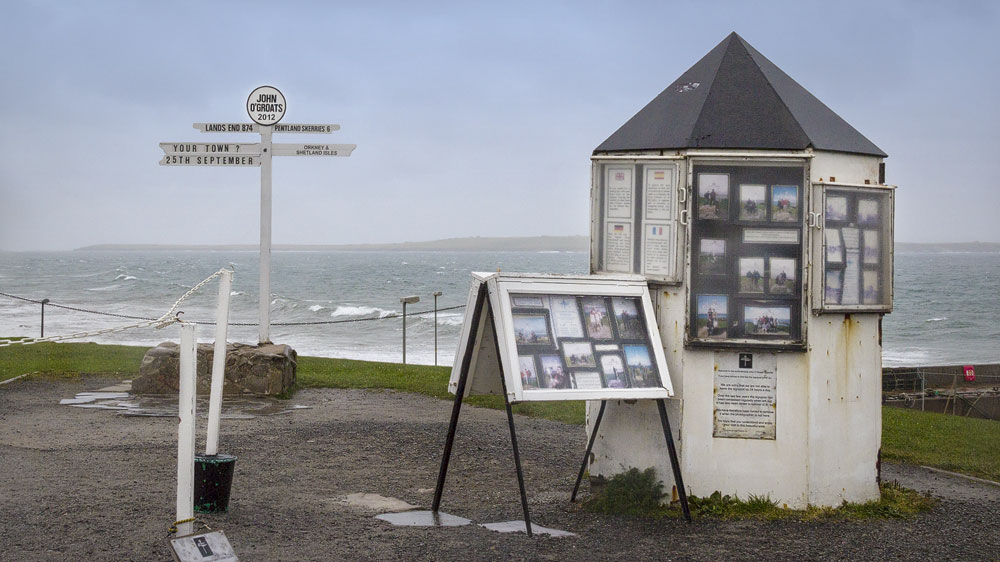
left=653, top=171, right=665, bottom=180
left=651, top=226, right=663, bottom=235
left=615, top=172, right=625, bottom=181
left=614, top=224, right=624, bottom=232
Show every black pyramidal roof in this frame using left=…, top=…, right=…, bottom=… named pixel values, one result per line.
left=595, top=33, right=886, bottom=157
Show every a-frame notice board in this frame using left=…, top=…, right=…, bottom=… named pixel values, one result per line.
left=431, top=273, right=690, bottom=535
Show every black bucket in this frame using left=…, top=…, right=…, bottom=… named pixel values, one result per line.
left=194, top=453, right=237, bottom=513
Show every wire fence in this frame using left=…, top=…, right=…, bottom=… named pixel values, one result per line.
left=0, top=274, right=466, bottom=350
left=0, top=290, right=465, bottom=328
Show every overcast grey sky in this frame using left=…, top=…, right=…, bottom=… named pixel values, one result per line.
left=1, top=0, right=997, bottom=251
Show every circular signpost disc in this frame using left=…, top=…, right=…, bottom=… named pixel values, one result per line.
left=247, top=86, right=286, bottom=126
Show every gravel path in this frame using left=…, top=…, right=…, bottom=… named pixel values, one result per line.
left=1, top=375, right=998, bottom=561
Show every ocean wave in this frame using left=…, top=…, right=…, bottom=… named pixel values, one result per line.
left=436, top=313, right=465, bottom=327
left=230, top=291, right=246, bottom=296
left=331, top=305, right=396, bottom=318
left=114, top=274, right=137, bottom=281
left=308, top=304, right=326, bottom=312
left=924, top=317, right=948, bottom=322
left=86, top=285, right=120, bottom=292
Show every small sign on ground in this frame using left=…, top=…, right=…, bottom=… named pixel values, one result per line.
left=168, top=530, right=238, bottom=561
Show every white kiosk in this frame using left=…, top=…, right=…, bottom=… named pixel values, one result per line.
left=587, top=32, right=894, bottom=508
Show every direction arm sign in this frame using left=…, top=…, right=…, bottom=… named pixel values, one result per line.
left=272, top=143, right=356, bottom=157
left=160, top=142, right=260, bottom=155
left=159, top=154, right=261, bottom=167
left=192, top=123, right=341, bottom=134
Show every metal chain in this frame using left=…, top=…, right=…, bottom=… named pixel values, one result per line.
left=0, top=268, right=232, bottom=347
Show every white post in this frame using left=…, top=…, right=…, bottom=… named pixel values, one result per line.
left=259, top=126, right=273, bottom=345
left=206, top=270, right=232, bottom=456
left=176, top=322, right=198, bottom=536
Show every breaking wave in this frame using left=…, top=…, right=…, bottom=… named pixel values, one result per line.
left=331, top=305, right=396, bottom=318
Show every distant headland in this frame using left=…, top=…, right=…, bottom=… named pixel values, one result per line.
left=74, top=235, right=591, bottom=253
left=73, top=239, right=1000, bottom=254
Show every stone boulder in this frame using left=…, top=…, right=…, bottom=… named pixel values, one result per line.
left=132, top=342, right=296, bottom=396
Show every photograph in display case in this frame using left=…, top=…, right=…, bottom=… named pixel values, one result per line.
left=512, top=295, right=545, bottom=308
left=768, top=257, right=797, bottom=295
left=696, top=294, right=729, bottom=338
left=581, top=297, right=614, bottom=339
left=863, top=230, right=880, bottom=264
left=599, top=353, right=628, bottom=388
left=825, top=269, right=843, bottom=304
left=825, top=228, right=844, bottom=264
left=743, top=305, right=792, bottom=336
left=858, top=199, right=880, bottom=227
left=771, top=185, right=799, bottom=222
left=562, top=340, right=597, bottom=369
left=571, top=371, right=603, bottom=390
left=512, top=312, right=553, bottom=346
left=739, top=257, right=765, bottom=294
left=739, top=184, right=767, bottom=221
left=842, top=252, right=861, bottom=305
left=538, top=354, right=567, bottom=389
left=611, top=297, right=644, bottom=340
left=623, top=344, right=659, bottom=387
left=699, top=238, right=727, bottom=275
left=826, top=195, right=848, bottom=222
left=862, top=270, right=880, bottom=304
left=548, top=295, right=584, bottom=339
left=519, top=355, right=539, bottom=389
left=698, top=174, right=730, bottom=220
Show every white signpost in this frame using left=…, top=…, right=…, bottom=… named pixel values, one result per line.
left=160, top=86, right=356, bottom=344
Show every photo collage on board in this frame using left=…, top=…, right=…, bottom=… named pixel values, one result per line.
left=691, top=168, right=803, bottom=341
left=511, top=293, right=661, bottom=393
left=823, top=189, right=885, bottom=306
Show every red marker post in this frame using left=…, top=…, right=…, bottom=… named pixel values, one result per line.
left=964, top=365, right=976, bottom=382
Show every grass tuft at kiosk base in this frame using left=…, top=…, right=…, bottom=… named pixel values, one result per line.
left=2, top=343, right=998, bottom=481
left=582, top=468, right=936, bottom=520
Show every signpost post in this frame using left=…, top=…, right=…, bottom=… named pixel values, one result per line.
left=160, top=86, right=356, bottom=344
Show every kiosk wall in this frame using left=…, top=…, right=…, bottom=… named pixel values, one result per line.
left=587, top=150, right=892, bottom=509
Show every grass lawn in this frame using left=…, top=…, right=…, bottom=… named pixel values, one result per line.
left=882, top=406, right=1000, bottom=482
left=2, top=342, right=997, bottom=483
left=298, top=356, right=584, bottom=425
left=0, top=341, right=148, bottom=381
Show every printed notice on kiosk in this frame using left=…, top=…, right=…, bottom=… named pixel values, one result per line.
left=713, top=352, right=777, bottom=440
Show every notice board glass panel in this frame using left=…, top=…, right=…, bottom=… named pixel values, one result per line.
left=688, top=163, right=806, bottom=346
left=594, top=161, right=682, bottom=282
left=817, top=184, right=894, bottom=312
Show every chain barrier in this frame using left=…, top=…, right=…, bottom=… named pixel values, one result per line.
left=0, top=268, right=232, bottom=347
left=0, top=287, right=466, bottom=342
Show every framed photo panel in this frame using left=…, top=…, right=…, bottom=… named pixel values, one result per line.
left=738, top=184, right=767, bottom=221
left=697, top=173, right=730, bottom=220
left=448, top=273, right=672, bottom=402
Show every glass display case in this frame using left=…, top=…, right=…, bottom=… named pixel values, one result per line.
left=812, top=183, right=894, bottom=313
left=687, top=162, right=807, bottom=346
left=592, top=160, right=684, bottom=283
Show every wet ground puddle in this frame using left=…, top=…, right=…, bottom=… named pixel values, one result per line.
left=59, top=381, right=311, bottom=419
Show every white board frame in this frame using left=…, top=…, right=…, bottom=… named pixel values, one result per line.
left=449, top=273, right=673, bottom=403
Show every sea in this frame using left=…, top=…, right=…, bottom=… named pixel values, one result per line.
left=1, top=250, right=997, bottom=367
